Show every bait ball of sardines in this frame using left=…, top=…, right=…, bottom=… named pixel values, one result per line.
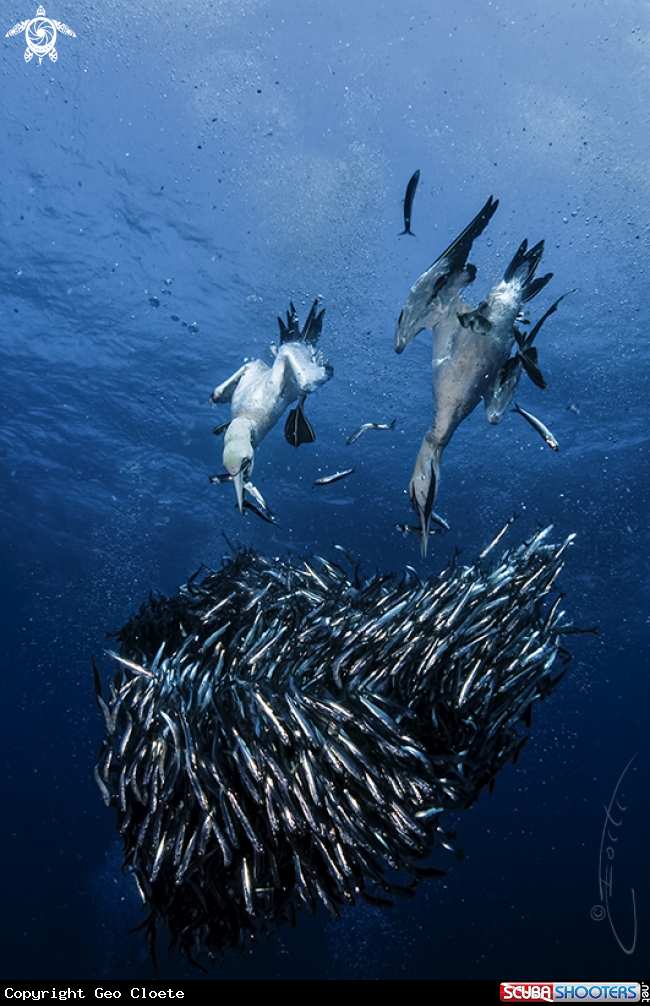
left=94, top=527, right=573, bottom=969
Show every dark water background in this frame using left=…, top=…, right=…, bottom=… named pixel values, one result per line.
left=1, top=0, right=648, bottom=980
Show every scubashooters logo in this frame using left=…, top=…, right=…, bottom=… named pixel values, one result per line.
left=5, top=5, right=76, bottom=65
left=500, top=986, right=642, bottom=1002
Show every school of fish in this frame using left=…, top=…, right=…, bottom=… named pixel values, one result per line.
left=95, top=522, right=575, bottom=968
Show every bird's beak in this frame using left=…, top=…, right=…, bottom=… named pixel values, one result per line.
left=409, top=452, right=439, bottom=559
left=234, top=468, right=246, bottom=514
left=411, top=491, right=433, bottom=558
left=233, top=458, right=251, bottom=515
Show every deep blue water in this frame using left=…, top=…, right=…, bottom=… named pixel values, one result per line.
left=1, top=0, right=648, bottom=980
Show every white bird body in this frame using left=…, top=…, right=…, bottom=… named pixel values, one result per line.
left=395, top=197, right=553, bottom=554
left=210, top=302, right=332, bottom=512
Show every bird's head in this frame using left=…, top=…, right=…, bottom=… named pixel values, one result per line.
left=223, top=418, right=255, bottom=514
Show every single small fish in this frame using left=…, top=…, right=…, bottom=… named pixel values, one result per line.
left=313, top=467, right=356, bottom=486
left=107, top=650, right=154, bottom=678
left=394, top=523, right=422, bottom=536
left=241, top=498, right=277, bottom=524
left=556, top=624, right=599, bottom=636
left=346, top=418, right=396, bottom=445
left=478, top=512, right=519, bottom=561
left=400, top=169, right=420, bottom=236
left=211, top=474, right=273, bottom=519
left=512, top=402, right=559, bottom=451
left=430, top=511, right=451, bottom=531
left=243, top=481, right=272, bottom=516
left=566, top=403, right=580, bottom=416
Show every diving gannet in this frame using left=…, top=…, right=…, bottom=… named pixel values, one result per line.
left=210, top=300, right=333, bottom=514
left=395, top=197, right=554, bottom=555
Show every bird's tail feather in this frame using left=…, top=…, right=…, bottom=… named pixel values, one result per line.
left=503, top=239, right=553, bottom=303
left=278, top=300, right=325, bottom=345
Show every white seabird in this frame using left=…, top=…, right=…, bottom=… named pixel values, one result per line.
left=395, top=197, right=555, bottom=556
left=210, top=300, right=333, bottom=514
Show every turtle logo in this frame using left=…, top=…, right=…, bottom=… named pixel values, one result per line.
left=6, top=4, right=76, bottom=65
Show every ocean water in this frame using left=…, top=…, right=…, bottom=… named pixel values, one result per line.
left=1, top=0, right=648, bottom=980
